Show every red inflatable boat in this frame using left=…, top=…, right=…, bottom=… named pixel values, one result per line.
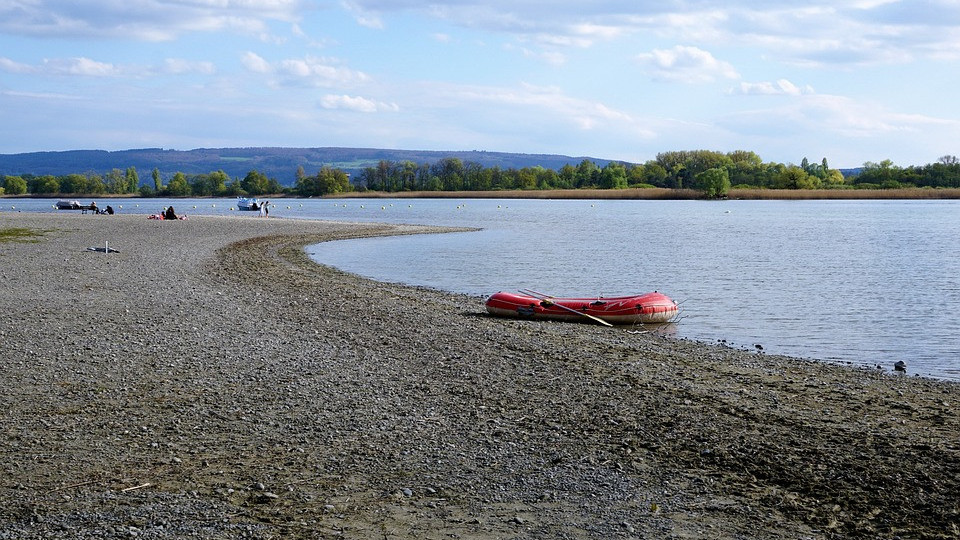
left=485, top=290, right=679, bottom=325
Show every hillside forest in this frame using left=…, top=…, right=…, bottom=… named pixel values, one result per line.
left=2, top=150, right=960, bottom=198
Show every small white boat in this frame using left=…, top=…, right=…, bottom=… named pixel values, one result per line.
left=237, top=197, right=261, bottom=211
left=56, top=200, right=83, bottom=210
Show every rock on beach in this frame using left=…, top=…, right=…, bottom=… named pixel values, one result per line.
left=0, top=212, right=958, bottom=539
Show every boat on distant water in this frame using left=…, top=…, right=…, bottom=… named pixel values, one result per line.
left=55, top=200, right=83, bottom=210
left=486, top=290, right=679, bottom=325
left=236, top=197, right=261, bottom=211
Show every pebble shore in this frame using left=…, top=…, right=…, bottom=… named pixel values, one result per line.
left=1, top=212, right=957, bottom=539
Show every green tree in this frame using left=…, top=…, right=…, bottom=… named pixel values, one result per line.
left=32, top=175, right=60, bottom=194
left=59, top=174, right=89, bottom=194
left=431, top=158, right=464, bottom=191
left=823, top=169, right=845, bottom=186
left=641, top=161, right=668, bottom=187
left=727, top=150, right=763, bottom=167
left=190, top=170, right=229, bottom=196
left=3, top=175, right=27, bottom=195
left=599, top=162, right=628, bottom=189
left=87, top=173, right=106, bottom=194
left=125, top=167, right=139, bottom=193
left=105, top=168, right=126, bottom=194
left=575, top=159, right=599, bottom=188
left=775, top=166, right=820, bottom=189
left=296, top=166, right=352, bottom=196
left=855, top=159, right=898, bottom=187
left=241, top=170, right=269, bottom=195
left=240, top=170, right=280, bottom=195
left=696, top=167, right=731, bottom=198
left=558, top=164, right=577, bottom=188
left=167, top=172, right=191, bottom=196
left=152, top=168, right=163, bottom=191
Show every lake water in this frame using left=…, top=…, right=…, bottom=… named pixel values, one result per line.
left=5, top=197, right=959, bottom=380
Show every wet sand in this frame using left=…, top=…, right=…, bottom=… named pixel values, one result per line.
left=0, top=213, right=957, bottom=539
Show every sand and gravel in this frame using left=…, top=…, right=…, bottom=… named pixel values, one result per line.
left=0, top=212, right=957, bottom=539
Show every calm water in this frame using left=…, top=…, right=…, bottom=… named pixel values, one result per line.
left=5, top=197, right=959, bottom=380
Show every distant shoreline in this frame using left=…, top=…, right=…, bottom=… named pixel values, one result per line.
left=6, top=186, right=960, bottom=201
left=333, top=187, right=960, bottom=200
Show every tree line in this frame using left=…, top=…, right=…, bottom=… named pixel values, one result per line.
left=355, top=151, right=960, bottom=196
left=0, top=166, right=348, bottom=198
left=851, top=156, right=960, bottom=189
left=3, top=151, right=960, bottom=198
left=354, top=151, right=844, bottom=197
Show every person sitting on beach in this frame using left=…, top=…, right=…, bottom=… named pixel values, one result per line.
left=105, top=205, right=114, bottom=215
left=90, top=201, right=99, bottom=214
left=164, top=206, right=177, bottom=220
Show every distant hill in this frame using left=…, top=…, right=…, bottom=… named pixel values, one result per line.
left=0, top=147, right=617, bottom=186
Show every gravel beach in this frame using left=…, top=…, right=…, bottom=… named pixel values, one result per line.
left=1, top=212, right=957, bottom=539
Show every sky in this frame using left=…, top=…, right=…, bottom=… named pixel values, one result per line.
left=2, top=1, right=960, bottom=168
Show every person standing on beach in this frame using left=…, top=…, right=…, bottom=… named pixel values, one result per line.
left=264, top=201, right=270, bottom=218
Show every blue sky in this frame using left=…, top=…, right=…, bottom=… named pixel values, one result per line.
left=2, top=1, right=959, bottom=168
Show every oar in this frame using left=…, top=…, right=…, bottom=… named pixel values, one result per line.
left=519, top=289, right=613, bottom=327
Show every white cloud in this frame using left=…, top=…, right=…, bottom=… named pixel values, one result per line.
left=4, top=1, right=958, bottom=69
left=242, top=52, right=273, bottom=73
left=44, top=57, right=122, bottom=77
left=450, top=81, right=651, bottom=136
left=278, top=56, right=370, bottom=86
left=2, top=55, right=218, bottom=78
left=0, top=57, right=35, bottom=74
left=344, top=1, right=960, bottom=67
left=241, top=53, right=370, bottom=87
left=163, top=58, right=217, bottom=75
left=1, top=89, right=85, bottom=101
left=341, top=0, right=384, bottom=29
left=0, top=0, right=302, bottom=41
left=736, top=79, right=814, bottom=95
left=510, top=45, right=566, bottom=66
left=636, top=45, right=739, bottom=83
left=320, top=94, right=399, bottom=112
left=720, top=93, right=958, bottom=140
